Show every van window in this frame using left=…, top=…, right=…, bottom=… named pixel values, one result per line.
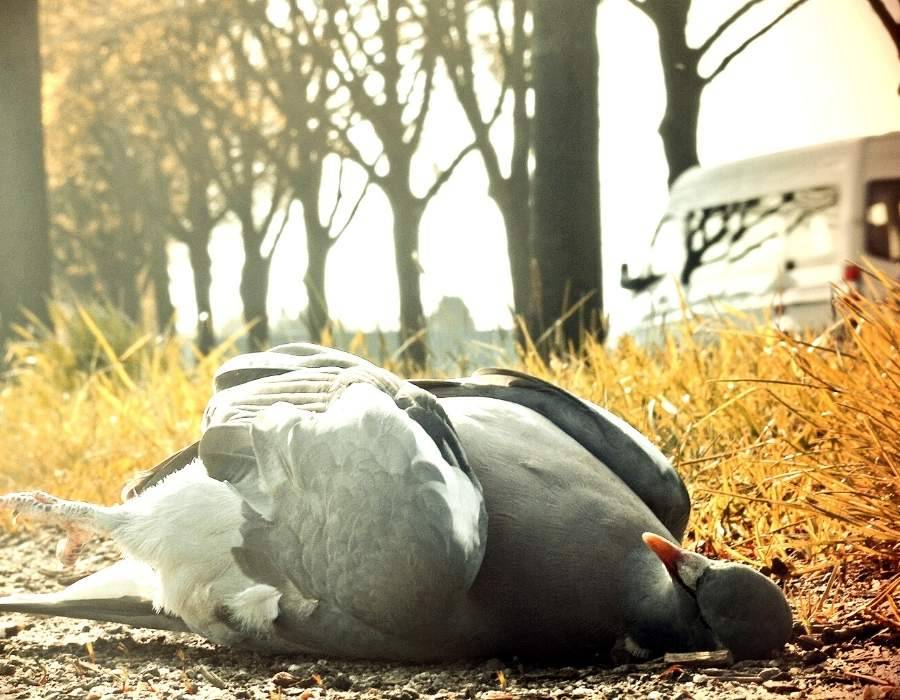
left=784, top=187, right=839, bottom=262
left=865, top=179, right=900, bottom=261
left=680, top=186, right=838, bottom=287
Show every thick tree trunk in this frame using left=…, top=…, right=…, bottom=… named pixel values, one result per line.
left=186, top=237, right=215, bottom=355
left=93, top=241, right=141, bottom=322
left=654, top=2, right=703, bottom=187
left=150, top=241, right=175, bottom=332
left=390, top=191, right=427, bottom=367
left=239, top=230, right=270, bottom=352
left=303, top=216, right=332, bottom=343
left=119, top=265, right=142, bottom=325
left=531, top=0, right=603, bottom=350
left=658, top=67, right=702, bottom=187
left=0, top=0, right=52, bottom=347
left=493, top=180, right=535, bottom=341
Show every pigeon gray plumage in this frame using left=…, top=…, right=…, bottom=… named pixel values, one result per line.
left=0, top=343, right=792, bottom=661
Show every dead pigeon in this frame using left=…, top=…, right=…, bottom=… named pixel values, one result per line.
left=0, top=343, right=791, bottom=661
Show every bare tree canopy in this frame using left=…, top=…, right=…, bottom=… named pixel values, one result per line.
left=281, top=0, right=477, bottom=365
left=628, top=0, right=812, bottom=186
left=427, top=0, right=534, bottom=338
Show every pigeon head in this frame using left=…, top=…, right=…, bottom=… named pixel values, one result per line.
left=642, top=532, right=792, bottom=660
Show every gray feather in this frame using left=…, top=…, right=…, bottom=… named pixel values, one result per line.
left=0, top=593, right=189, bottom=632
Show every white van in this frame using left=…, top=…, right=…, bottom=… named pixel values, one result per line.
left=619, top=131, right=900, bottom=340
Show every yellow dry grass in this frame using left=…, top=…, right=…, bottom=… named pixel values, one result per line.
left=518, top=270, right=900, bottom=630
left=1, top=275, right=898, bottom=631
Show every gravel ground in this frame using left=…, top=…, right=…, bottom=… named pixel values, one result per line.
left=0, top=529, right=897, bottom=700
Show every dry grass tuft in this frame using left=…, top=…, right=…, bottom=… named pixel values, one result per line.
left=1, top=278, right=899, bottom=630
left=518, top=269, right=900, bottom=629
left=0, top=303, right=237, bottom=505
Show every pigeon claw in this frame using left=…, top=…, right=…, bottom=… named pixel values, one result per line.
left=0, top=492, right=95, bottom=568
left=55, top=526, right=91, bottom=569
left=0, top=492, right=62, bottom=524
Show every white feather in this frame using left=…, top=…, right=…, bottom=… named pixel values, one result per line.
left=225, top=584, right=281, bottom=633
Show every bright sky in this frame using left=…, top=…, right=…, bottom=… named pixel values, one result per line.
left=167, top=0, right=900, bottom=338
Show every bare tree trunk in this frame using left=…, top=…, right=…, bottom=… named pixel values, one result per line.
left=186, top=237, right=215, bottom=355
left=92, top=241, right=142, bottom=322
left=428, top=0, right=534, bottom=343
left=633, top=0, right=813, bottom=187
left=296, top=163, right=334, bottom=343
left=239, top=229, right=271, bottom=352
left=119, top=266, right=142, bottom=324
left=531, top=0, right=603, bottom=350
left=390, top=190, right=427, bottom=367
left=150, top=241, right=175, bottom=332
left=653, top=2, right=703, bottom=186
left=493, top=181, right=534, bottom=339
left=302, top=215, right=332, bottom=343
left=0, top=0, right=52, bottom=347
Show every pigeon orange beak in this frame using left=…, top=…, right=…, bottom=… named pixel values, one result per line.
left=642, top=532, right=683, bottom=573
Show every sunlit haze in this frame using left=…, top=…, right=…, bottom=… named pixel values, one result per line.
left=166, top=0, right=900, bottom=338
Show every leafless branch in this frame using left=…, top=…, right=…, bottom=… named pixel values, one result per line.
left=698, top=0, right=766, bottom=55
left=432, top=0, right=509, bottom=179
left=260, top=179, right=289, bottom=242
left=265, top=192, right=293, bottom=260
left=318, top=13, right=382, bottom=127
left=407, top=54, right=436, bottom=153
left=488, top=0, right=512, bottom=77
left=324, top=158, right=347, bottom=232
left=330, top=178, right=371, bottom=244
left=866, top=0, right=900, bottom=58
left=422, top=140, right=478, bottom=202
left=704, top=0, right=810, bottom=83
left=335, top=128, right=385, bottom=187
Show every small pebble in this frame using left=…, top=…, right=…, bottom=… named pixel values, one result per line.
left=331, top=672, right=354, bottom=691
left=0, top=622, right=27, bottom=639
left=272, top=671, right=298, bottom=687
left=795, top=634, right=823, bottom=650
left=802, top=649, right=828, bottom=665
left=758, top=668, right=780, bottom=681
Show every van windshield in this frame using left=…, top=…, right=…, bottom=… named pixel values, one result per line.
left=865, top=179, right=900, bottom=261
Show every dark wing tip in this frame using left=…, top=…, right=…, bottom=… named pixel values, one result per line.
left=121, top=442, right=200, bottom=500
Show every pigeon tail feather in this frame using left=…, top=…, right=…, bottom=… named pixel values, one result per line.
left=0, top=558, right=190, bottom=633
left=0, top=592, right=189, bottom=632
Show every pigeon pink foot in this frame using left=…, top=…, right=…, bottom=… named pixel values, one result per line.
left=0, top=491, right=101, bottom=569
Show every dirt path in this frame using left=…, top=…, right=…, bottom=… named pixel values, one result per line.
left=0, top=530, right=897, bottom=700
